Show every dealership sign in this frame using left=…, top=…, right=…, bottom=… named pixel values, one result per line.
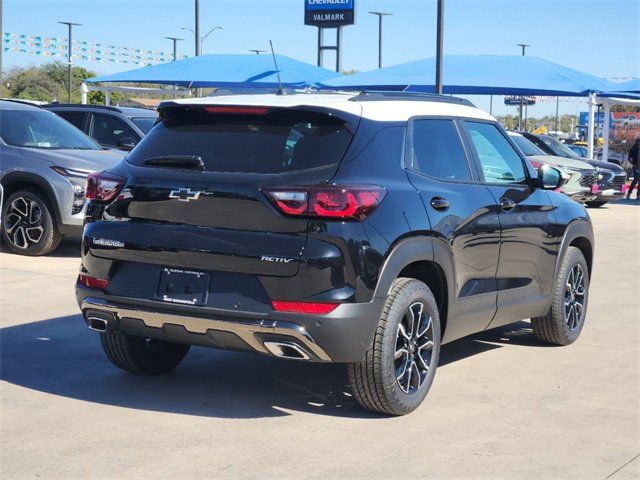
left=504, top=95, right=536, bottom=106
left=305, top=0, right=355, bottom=28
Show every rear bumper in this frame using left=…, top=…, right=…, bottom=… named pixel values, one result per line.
left=78, top=293, right=384, bottom=363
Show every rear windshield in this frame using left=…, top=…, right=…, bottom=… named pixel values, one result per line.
left=126, top=107, right=354, bottom=173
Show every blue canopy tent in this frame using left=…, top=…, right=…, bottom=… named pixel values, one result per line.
left=607, top=78, right=640, bottom=94
left=320, top=55, right=614, bottom=96
left=87, top=54, right=342, bottom=89
left=321, top=55, right=616, bottom=158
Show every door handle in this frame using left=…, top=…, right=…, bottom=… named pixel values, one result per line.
left=430, top=197, right=450, bottom=211
left=499, top=197, right=517, bottom=211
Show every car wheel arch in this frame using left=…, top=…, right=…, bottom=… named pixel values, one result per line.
left=556, top=219, right=594, bottom=278
left=0, top=172, right=62, bottom=228
left=373, top=235, right=455, bottom=338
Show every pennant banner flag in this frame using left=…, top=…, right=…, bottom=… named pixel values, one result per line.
left=3, top=32, right=188, bottom=66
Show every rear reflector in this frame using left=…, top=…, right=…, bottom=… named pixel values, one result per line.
left=264, top=186, right=385, bottom=221
left=272, top=301, right=338, bottom=314
left=203, top=106, right=270, bottom=115
left=78, top=274, right=109, bottom=290
left=85, top=171, right=125, bottom=202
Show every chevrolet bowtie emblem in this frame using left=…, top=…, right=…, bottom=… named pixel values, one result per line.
left=169, top=188, right=202, bottom=202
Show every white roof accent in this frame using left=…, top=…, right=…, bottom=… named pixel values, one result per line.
left=168, top=93, right=495, bottom=122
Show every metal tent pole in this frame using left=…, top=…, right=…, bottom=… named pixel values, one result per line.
left=587, top=93, right=596, bottom=159
left=435, top=0, right=444, bottom=94
left=601, top=100, right=611, bottom=163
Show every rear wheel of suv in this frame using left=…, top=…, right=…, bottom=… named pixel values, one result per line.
left=1, top=188, right=62, bottom=256
left=347, top=278, right=441, bottom=416
left=100, top=332, right=190, bottom=375
left=531, top=246, right=589, bottom=345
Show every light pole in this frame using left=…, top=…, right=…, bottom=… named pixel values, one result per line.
left=59, top=21, right=81, bottom=103
left=435, top=0, right=444, bottom=94
left=181, top=26, right=223, bottom=54
left=517, top=43, right=530, bottom=129
left=165, top=37, right=184, bottom=61
left=368, top=11, right=392, bottom=69
left=249, top=49, right=265, bottom=55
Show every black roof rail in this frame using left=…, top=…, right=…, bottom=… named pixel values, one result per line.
left=348, top=90, right=475, bottom=108
left=42, top=103, right=124, bottom=113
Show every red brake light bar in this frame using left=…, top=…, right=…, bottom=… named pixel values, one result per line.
left=264, top=186, right=386, bottom=221
left=78, top=274, right=109, bottom=290
left=85, top=171, right=125, bottom=202
left=202, top=106, right=271, bottom=115
left=272, top=301, right=338, bottom=314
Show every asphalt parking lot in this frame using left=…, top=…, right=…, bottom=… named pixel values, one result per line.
left=1, top=200, right=639, bottom=479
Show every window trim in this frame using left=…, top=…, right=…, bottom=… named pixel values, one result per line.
left=459, top=119, right=534, bottom=187
left=404, top=115, right=481, bottom=184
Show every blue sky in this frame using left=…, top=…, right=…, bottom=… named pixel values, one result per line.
left=3, top=0, right=639, bottom=115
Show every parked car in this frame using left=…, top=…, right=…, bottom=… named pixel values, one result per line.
left=522, top=131, right=625, bottom=166
left=518, top=132, right=628, bottom=205
left=617, top=114, right=640, bottom=129
left=44, top=104, right=158, bottom=151
left=0, top=100, right=124, bottom=255
left=567, top=144, right=588, bottom=158
left=508, top=132, right=597, bottom=203
left=77, top=92, right=594, bottom=415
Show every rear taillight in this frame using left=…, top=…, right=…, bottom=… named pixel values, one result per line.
left=264, top=186, right=385, bottom=221
left=272, top=301, right=338, bottom=314
left=78, top=274, right=109, bottom=290
left=85, top=172, right=125, bottom=202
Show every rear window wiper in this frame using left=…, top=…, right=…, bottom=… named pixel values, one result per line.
left=143, top=155, right=204, bottom=170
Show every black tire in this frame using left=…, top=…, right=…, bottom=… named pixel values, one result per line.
left=1, top=188, right=62, bottom=256
left=586, top=201, right=607, bottom=208
left=100, top=332, right=190, bottom=375
left=532, top=246, right=589, bottom=346
left=347, top=278, right=441, bottom=416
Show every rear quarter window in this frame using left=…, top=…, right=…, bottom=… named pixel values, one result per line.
left=126, top=107, right=354, bottom=174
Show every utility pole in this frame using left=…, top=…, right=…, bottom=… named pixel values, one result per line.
left=59, top=21, right=81, bottom=103
left=195, top=0, right=200, bottom=57
left=517, top=43, right=530, bottom=130
left=165, top=36, right=184, bottom=61
left=368, top=11, right=392, bottom=69
left=435, top=0, right=444, bottom=94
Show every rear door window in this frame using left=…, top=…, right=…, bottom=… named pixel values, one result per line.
left=90, top=113, right=137, bottom=147
left=57, top=111, right=89, bottom=132
left=410, top=118, right=473, bottom=181
left=126, top=107, right=354, bottom=174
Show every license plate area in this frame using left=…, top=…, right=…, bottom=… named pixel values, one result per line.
left=156, top=268, right=210, bottom=306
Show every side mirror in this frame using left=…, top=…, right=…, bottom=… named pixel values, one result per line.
left=116, top=137, right=136, bottom=151
left=537, top=164, right=566, bottom=190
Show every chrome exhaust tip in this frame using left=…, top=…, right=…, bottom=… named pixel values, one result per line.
left=87, top=316, right=109, bottom=333
left=264, top=341, right=310, bottom=360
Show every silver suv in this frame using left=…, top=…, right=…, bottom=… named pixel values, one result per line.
left=0, top=100, right=124, bottom=255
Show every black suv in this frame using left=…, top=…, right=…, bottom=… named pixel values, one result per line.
left=44, top=104, right=157, bottom=151
left=76, top=93, right=594, bottom=415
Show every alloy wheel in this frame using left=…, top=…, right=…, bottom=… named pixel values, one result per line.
left=4, top=197, right=45, bottom=249
left=565, top=264, right=586, bottom=331
left=395, top=301, right=434, bottom=394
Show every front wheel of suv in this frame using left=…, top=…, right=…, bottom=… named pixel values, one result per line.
left=347, top=278, right=441, bottom=416
left=531, top=246, right=589, bottom=345
left=100, top=332, right=190, bottom=375
left=1, top=188, right=62, bottom=256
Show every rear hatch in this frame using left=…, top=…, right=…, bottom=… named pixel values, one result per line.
left=87, top=103, right=359, bottom=278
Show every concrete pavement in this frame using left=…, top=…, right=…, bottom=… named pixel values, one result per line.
left=1, top=201, right=639, bottom=479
